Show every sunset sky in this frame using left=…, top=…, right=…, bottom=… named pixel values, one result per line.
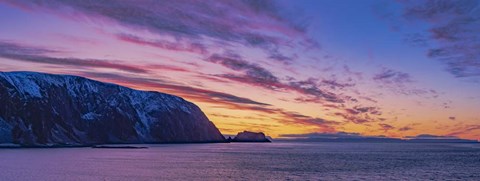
left=0, top=0, right=479, bottom=140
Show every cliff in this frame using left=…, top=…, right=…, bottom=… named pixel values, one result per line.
left=0, top=71, right=225, bottom=146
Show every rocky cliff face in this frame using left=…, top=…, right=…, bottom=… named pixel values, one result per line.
left=0, top=71, right=225, bottom=146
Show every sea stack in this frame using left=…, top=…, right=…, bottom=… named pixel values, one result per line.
left=232, top=131, right=271, bottom=142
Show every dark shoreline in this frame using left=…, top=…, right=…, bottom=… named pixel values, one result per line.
left=92, top=145, right=148, bottom=149
left=0, top=141, right=230, bottom=149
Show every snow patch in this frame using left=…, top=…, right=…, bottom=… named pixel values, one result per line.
left=1, top=73, right=43, bottom=98
left=81, top=112, right=100, bottom=120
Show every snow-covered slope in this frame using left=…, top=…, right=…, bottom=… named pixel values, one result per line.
left=0, top=71, right=225, bottom=146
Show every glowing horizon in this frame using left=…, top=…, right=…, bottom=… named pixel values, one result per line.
left=0, top=0, right=479, bottom=140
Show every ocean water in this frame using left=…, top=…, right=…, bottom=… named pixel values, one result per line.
left=0, top=142, right=479, bottom=180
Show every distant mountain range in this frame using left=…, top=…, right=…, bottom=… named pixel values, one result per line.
left=0, top=71, right=225, bottom=146
left=277, top=132, right=479, bottom=143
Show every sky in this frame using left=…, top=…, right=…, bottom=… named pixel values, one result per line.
left=0, top=0, right=479, bottom=140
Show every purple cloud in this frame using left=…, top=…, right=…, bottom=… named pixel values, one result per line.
left=268, top=51, right=298, bottom=63
left=116, top=33, right=208, bottom=55
left=207, top=53, right=280, bottom=87
left=448, top=125, right=480, bottom=136
left=4, top=0, right=313, bottom=63
left=0, top=41, right=148, bottom=73
left=400, top=0, right=480, bottom=77
left=321, top=79, right=355, bottom=90
left=398, top=126, right=413, bottom=131
left=378, top=123, right=395, bottom=132
left=350, top=106, right=382, bottom=115
left=373, top=68, right=438, bottom=97
left=328, top=104, right=384, bottom=124
left=373, top=68, right=413, bottom=84
left=333, top=112, right=369, bottom=124
left=207, top=53, right=347, bottom=104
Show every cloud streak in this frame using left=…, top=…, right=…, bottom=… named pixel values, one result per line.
left=373, top=68, right=412, bottom=84
left=117, top=33, right=207, bottom=55
left=207, top=53, right=345, bottom=103
left=0, top=41, right=148, bottom=73
left=448, top=125, right=480, bottom=136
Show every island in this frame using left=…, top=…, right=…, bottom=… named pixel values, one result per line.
left=229, top=131, right=272, bottom=143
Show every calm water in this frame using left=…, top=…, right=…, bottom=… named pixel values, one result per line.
left=0, top=142, right=479, bottom=180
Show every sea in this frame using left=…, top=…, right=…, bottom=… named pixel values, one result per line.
left=0, top=142, right=479, bottom=181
